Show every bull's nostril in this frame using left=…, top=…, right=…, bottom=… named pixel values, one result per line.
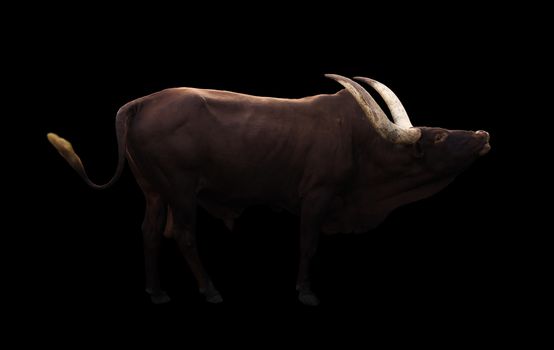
left=476, top=130, right=490, bottom=142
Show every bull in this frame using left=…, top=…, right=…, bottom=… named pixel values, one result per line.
left=47, top=74, right=491, bottom=306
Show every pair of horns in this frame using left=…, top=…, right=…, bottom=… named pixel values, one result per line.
left=326, top=74, right=421, bottom=144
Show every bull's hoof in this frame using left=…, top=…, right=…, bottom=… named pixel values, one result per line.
left=146, top=289, right=171, bottom=304
left=200, top=286, right=223, bottom=304
left=298, top=291, right=320, bottom=306
left=205, top=292, right=223, bottom=304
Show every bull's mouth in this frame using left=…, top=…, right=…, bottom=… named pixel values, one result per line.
left=479, top=143, right=491, bottom=156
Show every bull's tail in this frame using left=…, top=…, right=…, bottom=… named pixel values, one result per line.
left=47, top=104, right=134, bottom=190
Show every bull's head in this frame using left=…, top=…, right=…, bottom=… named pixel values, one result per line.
left=326, top=74, right=491, bottom=177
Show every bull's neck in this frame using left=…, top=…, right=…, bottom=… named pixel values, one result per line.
left=356, top=125, right=454, bottom=206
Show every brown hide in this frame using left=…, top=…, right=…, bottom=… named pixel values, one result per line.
left=119, top=87, right=488, bottom=234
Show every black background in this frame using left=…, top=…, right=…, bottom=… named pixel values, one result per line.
left=14, top=4, right=538, bottom=342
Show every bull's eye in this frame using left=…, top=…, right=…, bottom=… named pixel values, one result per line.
left=434, top=133, right=448, bottom=144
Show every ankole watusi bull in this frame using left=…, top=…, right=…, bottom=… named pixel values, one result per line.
left=47, top=74, right=491, bottom=306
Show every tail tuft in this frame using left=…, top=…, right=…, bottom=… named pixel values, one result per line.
left=47, top=103, right=131, bottom=189
left=47, top=132, right=85, bottom=173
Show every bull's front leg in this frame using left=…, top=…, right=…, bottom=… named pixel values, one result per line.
left=297, top=188, right=334, bottom=306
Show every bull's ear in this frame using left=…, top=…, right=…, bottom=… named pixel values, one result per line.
left=413, top=140, right=425, bottom=158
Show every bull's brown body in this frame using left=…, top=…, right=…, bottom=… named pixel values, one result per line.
left=48, top=75, right=490, bottom=305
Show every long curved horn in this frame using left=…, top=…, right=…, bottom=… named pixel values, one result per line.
left=325, top=74, right=420, bottom=144
left=354, top=77, right=413, bottom=128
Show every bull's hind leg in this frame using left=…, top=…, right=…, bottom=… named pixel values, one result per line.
left=169, top=182, right=222, bottom=304
left=143, top=194, right=171, bottom=304
left=127, top=155, right=170, bottom=304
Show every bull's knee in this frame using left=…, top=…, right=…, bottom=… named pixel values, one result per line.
left=174, top=230, right=196, bottom=251
left=142, top=200, right=165, bottom=237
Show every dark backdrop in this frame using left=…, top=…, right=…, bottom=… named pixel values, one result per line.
left=17, top=7, right=529, bottom=341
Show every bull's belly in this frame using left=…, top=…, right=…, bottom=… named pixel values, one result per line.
left=198, top=186, right=281, bottom=206
left=196, top=176, right=301, bottom=220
